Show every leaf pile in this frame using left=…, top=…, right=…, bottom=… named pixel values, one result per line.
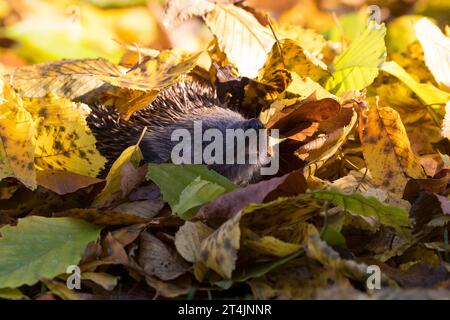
left=0, top=0, right=450, bottom=300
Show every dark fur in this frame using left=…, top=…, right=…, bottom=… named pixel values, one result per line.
left=87, top=81, right=266, bottom=185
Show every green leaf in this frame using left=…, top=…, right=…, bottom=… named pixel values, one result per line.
left=146, top=164, right=237, bottom=213
left=310, top=188, right=411, bottom=230
left=173, top=177, right=228, bottom=220
left=321, top=226, right=346, bottom=247
left=325, top=22, right=386, bottom=94
left=0, top=216, right=101, bottom=289
left=324, top=10, right=368, bottom=42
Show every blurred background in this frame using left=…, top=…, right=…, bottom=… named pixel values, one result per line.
left=0, top=0, right=448, bottom=71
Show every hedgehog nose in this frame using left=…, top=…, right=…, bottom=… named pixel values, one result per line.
left=243, top=118, right=264, bottom=130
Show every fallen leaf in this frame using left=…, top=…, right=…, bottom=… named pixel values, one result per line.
left=415, top=18, right=450, bottom=88
left=204, top=3, right=275, bottom=78
left=175, top=221, right=214, bottom=263
left=139, top=232, right=189, bottom=281
left=359, top=104, right=426, bottom=195
left=0, top=216, right=101, bottom=288
left=36, top=170, right=103, bottom=195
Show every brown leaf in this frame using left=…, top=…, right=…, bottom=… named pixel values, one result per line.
left=380, top=263, right=449, bottom=288
left=138, top=232, right=189, bottom=281
left=53, top=208, right=152, bottom=226
left=111, top=223, right=147, bottom=247
left=101, top=233, right=129, bottom=265
left=266, top=97, right=341, bottom=134
left=145, top=274, right=192, bottom=298
left=113, top=199, right=165, bottom=219
left=403, top=170, right=450, bottom=203
left=36, top=170, right=103, bottom=195
left=410, top=191, right=450, bottom=229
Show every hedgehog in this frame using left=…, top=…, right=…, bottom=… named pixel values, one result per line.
left=87, top=80, right=269, bottom=186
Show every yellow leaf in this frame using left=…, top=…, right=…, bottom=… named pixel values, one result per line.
left=287, top=73, right=333, bottom=100
left=10, top=58, right=123, bottom=99
left=244, top=69, right=292, bottom=111
left=260, top=39, right=328, bottom=82
left=93, top=140, right=144, bottom=208
left=110, top=49, right=202, bottom=91
left=175, top=221, right=214, bottom=263
left=11, top=50, right=200, bottom=119
left=381, top=61, right=450, bottom=107
left=0, top=83, right=36, bottom=189
left=359, top=105, right=426, bottom=195
left=103, top=88, right=159, bottom=120
left=244, top=236, right=301, bottom=257
left=277, top=25, right=327, bottom=55
left=25, top=95, right=106, bottom=178
left=200, top=211, right=241, bottom=279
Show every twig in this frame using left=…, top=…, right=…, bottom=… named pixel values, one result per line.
left=136, top=126, right=148, bottom=146
left=355, top=167, right=369, bottom=192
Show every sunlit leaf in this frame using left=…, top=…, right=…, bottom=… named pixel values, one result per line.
left=26, top=95, right=107, bottom=178
left=204, top=3, right=275, bottom=78
left=415, top=18, right=450, bottom=88
left=260, top=39, right=328, bottom=82
left=359, top=104, right=426, bottom=195
left=93, top=142, right=144, bottom=208
left=10, top=59, right=123, bottom=99
left=0, top=83, right=36, bottom=189
left=325, top=23, right=386, bottom=95
left=381, top=61, right=450, bottom=107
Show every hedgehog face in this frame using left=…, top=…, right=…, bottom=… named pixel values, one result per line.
left=140, top=107, right=270, bottom=186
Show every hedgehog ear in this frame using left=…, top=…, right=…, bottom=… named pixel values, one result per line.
left=242, top=118, right=264, bottom=130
